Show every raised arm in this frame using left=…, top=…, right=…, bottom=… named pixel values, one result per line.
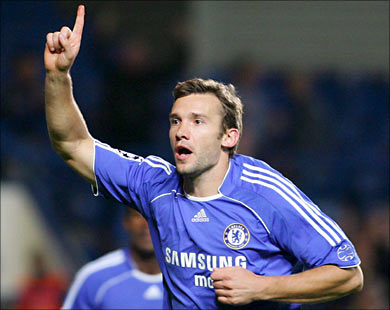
left=211, top=265, right=363, bottom=305
left=44, top=5, right=95, bottom=185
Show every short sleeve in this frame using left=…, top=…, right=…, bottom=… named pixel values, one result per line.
left=92, top=140, right=173, bottom=218
left=267, top=190, right=360, bottom=269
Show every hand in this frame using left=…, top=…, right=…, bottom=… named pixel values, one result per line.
left=44, top=5, right=85, bottom=73
left=211, top=266, right=266, bottom=305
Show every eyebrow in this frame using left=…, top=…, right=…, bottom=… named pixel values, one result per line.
left=169, top=112, right=209, bottom=120
left=190, top=112, right=208, bottom=119
left=169, top=113, right=179, bottom=120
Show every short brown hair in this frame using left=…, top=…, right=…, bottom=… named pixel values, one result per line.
left=173, top=78, right=243, bottom=157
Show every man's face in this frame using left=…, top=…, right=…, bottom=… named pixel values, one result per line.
left=169, top=93, right=225, bottom=177
left=123, top=209, right=154, bottom=254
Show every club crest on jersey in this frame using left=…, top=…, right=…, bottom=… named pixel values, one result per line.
left=337, top=243, right=355, bottom=262
left=223, top=223, right=250, bottom=249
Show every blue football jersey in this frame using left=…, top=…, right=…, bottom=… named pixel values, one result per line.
left=93, top=140, right=361, bottom=309
left=61, top=248, right=163, bottom=309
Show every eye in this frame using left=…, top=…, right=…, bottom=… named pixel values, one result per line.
left=194, top=119, right=203, bottom=125
left=170, top=119, right=180, bottom=125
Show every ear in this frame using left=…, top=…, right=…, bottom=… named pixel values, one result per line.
left=221, top=128, right=240, bottom=149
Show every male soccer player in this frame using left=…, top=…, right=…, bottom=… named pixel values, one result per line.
left=44, top=5, right=363, bottom=309
left=62, top=208, right=163, bottom=309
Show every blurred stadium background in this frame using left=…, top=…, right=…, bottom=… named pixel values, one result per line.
left=1, top=1, right=388, bottom=309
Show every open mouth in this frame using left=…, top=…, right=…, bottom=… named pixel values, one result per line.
left=175, top=145, right=193, bottom=161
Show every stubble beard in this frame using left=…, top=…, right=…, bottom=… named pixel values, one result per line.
left=176, top=154, right=216, bottom=180
left=174, top=136, right=223, bottom=179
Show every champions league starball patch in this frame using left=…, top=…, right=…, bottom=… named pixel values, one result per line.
left=223, top=223, right=250, bottom=249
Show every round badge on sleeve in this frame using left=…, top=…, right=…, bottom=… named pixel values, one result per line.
left=337, top=243, right=355, bottom=262
left=223, top=223, right=250, bottom=249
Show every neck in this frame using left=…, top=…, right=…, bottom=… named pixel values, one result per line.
left=183, top=153, right=230, bottom=197
left=130, top=245, right=160, bottom=275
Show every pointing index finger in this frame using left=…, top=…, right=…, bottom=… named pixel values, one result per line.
left=73, top=5, right=85, bottom=37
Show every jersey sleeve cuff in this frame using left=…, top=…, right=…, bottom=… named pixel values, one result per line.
left=314, top=240, right=361, bottom=269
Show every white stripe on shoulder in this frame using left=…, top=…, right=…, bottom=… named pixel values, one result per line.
left=244, top=163, right=318, bottom=210
left=244, top=164, right=348, bottom=240
left=240, top=176, right=337, bottom=246
left=94, top=270, right=133, bottom=305
left=242, top=169, right=343, bottom=244
left=221, top=194, right=271, bottom=235
left=144, top=158, right=172, bottom=175
left=61, top=249, right=126, bottom=309
left=148, top=156, right=173, bottom=171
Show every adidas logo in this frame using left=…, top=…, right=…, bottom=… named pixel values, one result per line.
left=191, top=208, right=210, bottom=222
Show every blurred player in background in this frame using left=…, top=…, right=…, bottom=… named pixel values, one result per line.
left=44, top=5, right=363, bottom=309
left=62, top=207, right=163, bottom=309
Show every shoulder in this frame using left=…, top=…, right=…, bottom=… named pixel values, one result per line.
left=95, top=140, right=143, bottom=161
left=229, top=154, right=289, bottom=197
left=72, top=248, right=131, bottom=288
left=140, top=156, right=181, bottom=197
left=95, top=139, right=178, bottom=183
left=227, top=154, right=307, bottom=216
left=142, top=155, right=176, bottom=178
left=62, top=248, right=131, bottom=308
left=230, top=154, right=323, bottom=226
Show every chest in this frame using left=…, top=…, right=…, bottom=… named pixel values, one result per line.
left=101, top=278, right=163, bottom=309
left=150, top=194, right=271, bottom=262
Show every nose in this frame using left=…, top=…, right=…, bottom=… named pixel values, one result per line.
left=176, top=121, right=190, bottom=141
